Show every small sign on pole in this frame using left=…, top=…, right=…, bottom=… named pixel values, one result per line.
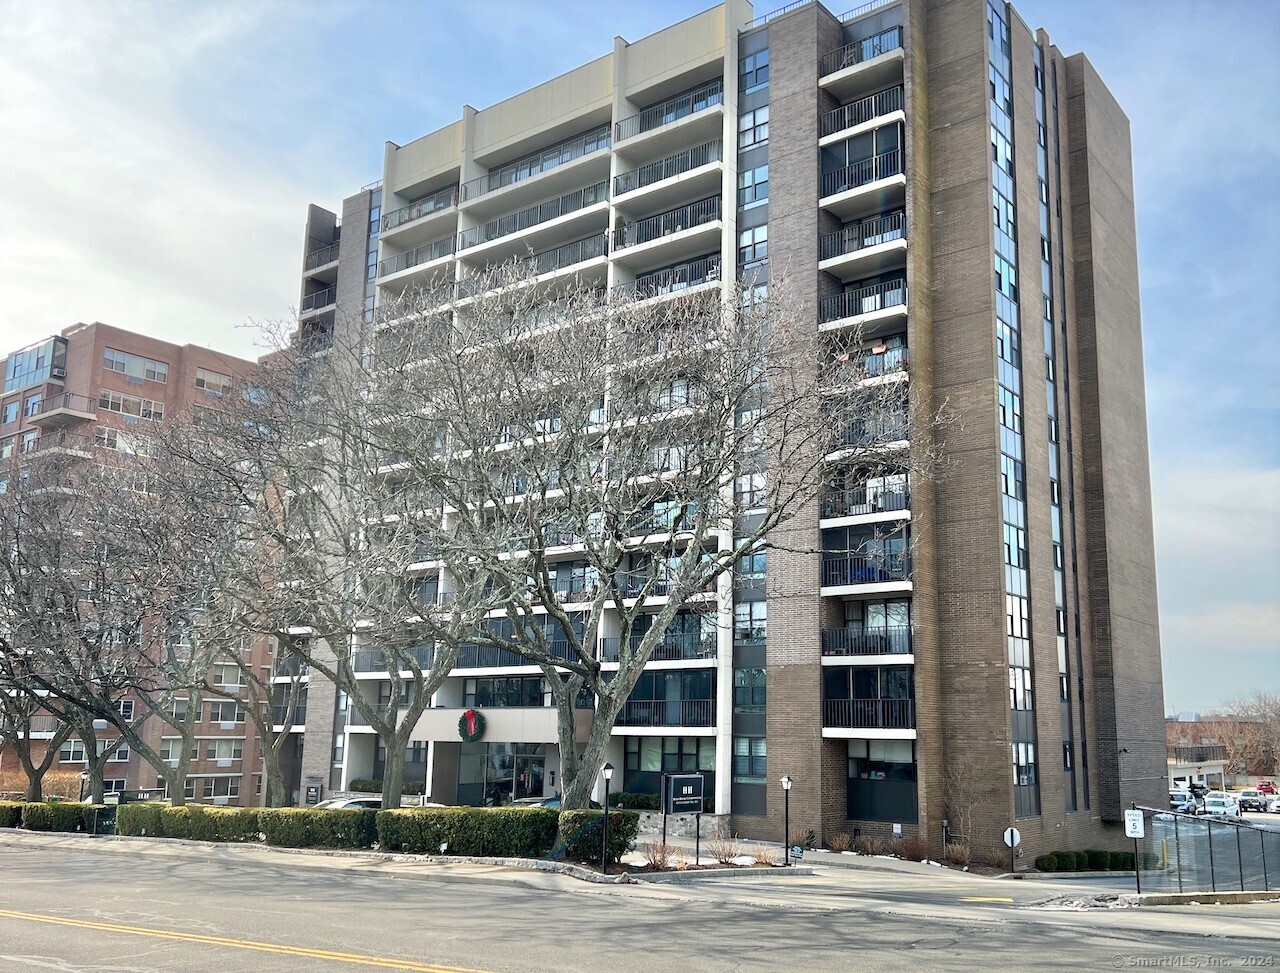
left=1125, top=807, right=1145, bottom=894
left=1003, top=827, right=1021, bottom=875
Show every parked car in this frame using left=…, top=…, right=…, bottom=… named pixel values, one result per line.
left=314, top=797, right=382, bottom=810
left=1171, top=799, right=1200, bottom=816
left=511, top=794, right=603, bottom=810
left=1201, top=796, right=1242, bottom=819
left=1237, top=789, right=1268, bottom=812
left=1268, top=797, right=1280, bottom=814
left=1169, top=789, right=1191, bottom=810
left=1257, top=780, right=1277, bottom=795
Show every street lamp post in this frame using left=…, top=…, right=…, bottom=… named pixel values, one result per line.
left=79, top=770, right=88, bottom=803
left=781, top=775, right=793, bottom=866
left=601, top=763, right=614, bottom=874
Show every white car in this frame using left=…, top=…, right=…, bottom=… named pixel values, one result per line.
left=1268, top=798, right=1280, bottom=814
left=1201, top=796, right=1241, bottom=818
left=313, top=797, right=382, bottom=810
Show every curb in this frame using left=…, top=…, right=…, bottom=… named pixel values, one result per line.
left=631, top=866, right=815, bottom=884
left=1131, top=890, right=1280, bottom=907
left=999, top=870, right=1138, bottom=881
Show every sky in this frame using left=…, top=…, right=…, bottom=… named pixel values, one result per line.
left=0, top=0, right=1275, bottom=713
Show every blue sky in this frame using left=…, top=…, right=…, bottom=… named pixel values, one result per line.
left=0, top=0, right=1274, bottom=712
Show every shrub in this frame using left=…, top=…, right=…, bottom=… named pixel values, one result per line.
left=0, top=801, right=23, bottom=829
left=642, top=840, right=673, bottom=869
left=157, top=806, right=260, bottom=842
left=260, top=808, right=378, bottom=849
left=944, top=841, right=971, bottom=868
left=1035, top=852, right=1060, bottom=872
left=750, top=843, right=781, bottom=866
left=348, top=779, right=382, bottom=794
left=21, top=801, right=92, bottom=833
left=1111, top=850, right=1135, bottom=871
left=116, top=803, right=164, bottom=837
left=378, top=806, right=560, bottom=859
left=558, top=809, right=639, bottom=866
left=826, top=832, right=852, bottom=853
left=608, top=791, right=661, bottom=811
left=854, top=834, right=879, bottom=856
left=891, top=835, right=928, bottom=862
left=704, top=835, right=744, bottom=865
left=401, top=781, right=425, bottom=796
left=1085, top=849, right=1110, bottom=871
left=789, top=828, right=816, bottom=849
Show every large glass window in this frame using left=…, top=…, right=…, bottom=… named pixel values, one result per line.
left=739, top=50, right=769, bottom=92
left=733, top=668, right=766, bottom=712
left=847, top=739, right=917, bottom=821
left=732, top=736, right=766, bottom=782
left=738, top=106, right=769, bottom=149
left=737, top=164, right=768, bottom=209
left=104, top=348, right=168, bottom=383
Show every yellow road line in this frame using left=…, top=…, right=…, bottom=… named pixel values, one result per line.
left=958, top=896, right=1015, bottom=903
left=0, top=909, right=487, bottom=972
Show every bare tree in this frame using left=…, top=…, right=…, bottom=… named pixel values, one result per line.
left=0, top=652, right=75, bottom=801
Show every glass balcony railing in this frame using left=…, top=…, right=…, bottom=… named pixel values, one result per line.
left=460, top=127, right=611, bottom=202
left=614, top=140, right=723, bottom=195
left=822, top=697, right=914, bottom=729
left=821, top=626, right=912, bottom=656
left=821, top=85, right=904, bottom=138
left=821, top=149, right=903, bottom=197
left=381, top=185, right=459, bottom=233
left=819, top=25, right=904, bottom=77
left=616, top=80, right=724, bottom=142
left=457, top=181, right=608, bottom=251
left=304, top=241, right=340, bottom=271
left=301, top=287, right=337, bottom=313
left=612, top=196, right=721, bottom=250
left=820, top=211, right=906, bottom=260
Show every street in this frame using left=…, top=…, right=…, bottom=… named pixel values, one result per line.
left=0, top=837, right=1277, bottom=972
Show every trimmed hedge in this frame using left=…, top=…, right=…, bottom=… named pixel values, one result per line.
left=116, top=802, right=165, bottom=837
left=377, top=806, right=560, bottom=858
left=0, top=800, right=24, bottom=829
left=608, top=791, right=660, bottom=810
left=21, top=801, right=93, bottom=833
left=1036, top=849, right=1146, bottom=872
left=156, top=805, right=261, bottom=842
left=347, top=778, right=425, bottom=796
left=558, top=809, right=640, bottom=866
left=260, top=808, right=378, bottom=849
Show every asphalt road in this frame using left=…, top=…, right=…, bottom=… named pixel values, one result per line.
left=0, top=842, right=1276, bottom=973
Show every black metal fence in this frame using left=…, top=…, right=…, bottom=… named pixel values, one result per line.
left=1131, top=804, right=1280, bottom=894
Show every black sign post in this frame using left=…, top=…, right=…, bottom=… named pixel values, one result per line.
left=660, top=774, right=668, bottom=849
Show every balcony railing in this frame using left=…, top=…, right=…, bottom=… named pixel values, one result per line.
left=455, top=640, right=575, bottom=669
left=820, top=211, right=906, bottom=261
left=819, top=25, right=904, bottom=77
left=1169, top=745, right=1228, bottom=764
left=272, top=657, right=309, bottom=678
left=616, top=80, right=724, bottom=142
left=822, top=697, right=914, bottom=729
left=381, top=185, right=459, bottom=233
left=29, top=392, right=97, bottom=419
left=524, top=234, right=609, bottom=277
left=351, top=645, right=435, bottom=673
left=301, top=287, right=337, bottom=313
left=837, top=414, right=909, bottom=447
left=821, top=626, right=912, bottom=656
left=0, top=715, right=61, bottom=735
left=613, top=197, right=721, bottom=250
left=820, top=278, right=907, bottom=324
left=616, top=699, right=715, bottom=727
left=827, top=346, right=909, bottom=387
left=822, top=552, right=911, bottom=585
left=458, top=181, right=608, bottom=251
left=304, top=241, right=340, bottom=271
left=460, top=127, right=611, bottom=202
left=601, top=634, right=717, bottom=663
left=21, top=431, right=95, bottom=456
left=614, top=254, right=721, bottom=302
left=821, top=149, right=903, bottom=198
left=272, top=706, right=307, bottom=726
left=822, top=479, right=909, bottom=518
left=821, top=85, right=904, bottom=138
left=379, top=236, right=456, bottom=277
left=614, top=140, right=723, bottom=196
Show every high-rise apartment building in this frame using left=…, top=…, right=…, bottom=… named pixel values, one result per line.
left=0, top=322, right=267, bottom=805
left=288, top=0, right=1165, bottom=857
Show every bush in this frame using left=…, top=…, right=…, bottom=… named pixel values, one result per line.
left=944, top=841, right=971, bottom=868
left=401, top=781, right=425, bottom=796
left=377, top=806, right=560, bottom=859
left=750, top=843, right=781, bottom=866
left=558, top=809, right=639, bottom=866
left=348, top=779, right=382, bottom=794
left=642, top=840, right=673, bottom=869
left=1111, top=850, right=1135, bottom=871
left=1085, top=849, right=1110, bottom=871
left=21, top=801, right=93, bottom=833
left=608, top=791, right=660, bottom=811
left=826, top=832, right=852, bottom=853
left=157, top=806, right=260, bottom=842
left=0, top=801, right=23, bottom=829
left=854, top=834, right=880, bottom=856
left=704, top=836, right=744, bottom=865
left=116, top=803, right=164, bottom=837
left=1035, top=852, right=1060, bottom=872
left=260, top=808, right=379, bottom=849
left=891, top=835, right=928, bottom=862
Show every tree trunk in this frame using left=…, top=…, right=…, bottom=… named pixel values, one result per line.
left=20, top=754, right=44, bottom=803
left=381, top=743, right=405, bottom=810
left=264, top=743, right=289, bottom=807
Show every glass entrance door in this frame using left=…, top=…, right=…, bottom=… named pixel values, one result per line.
left=513, top=753, right=545, bottom=800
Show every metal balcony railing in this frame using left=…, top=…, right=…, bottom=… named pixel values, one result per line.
left=616, top=80, right=724, bottom=142
left=455, top=640, right=575, bottom=669
left=304, top=241, right=340, bottom=271
left=601, top=634, right=717, bottom=663
left=458, top=181, right=608, bottom=251
left=820, top=278, right=908, bottom=324
left=822, top=697, right=915, bottom=729
left=381, top=185, right=459, bottom=233
left=820, top=211, right=906, bottom=260
left=821, top=149, right=903, bottom=198
left=821, top=85, right=904, bottom=137
left=821, top=626, right=912, bottom=656
left=837, top=414, right=909, bottom=447
left=616, top=699, right=715, bottom=727
left=379, top=236, right=456, bottom=277
left=614, top=254, right=721, bottom=302
left=301, top=287, right=337, bottom=313
left=460, top=127, right=611, bottom=202
left=272, top=656, right=309, bottom=678
left=20, top=431, right=95, bottom=456
left=29, top=392, right=97, bottom=419
left=612, top=197, right=721, bottom=250
left=614, top=140, right=723, bottom=195
left=827, top=346, right=909, bottom=386
left=821, top=552, right=911, bottom=585
left=351, top=645, right=435, bottom=673
left=1, top=715, right=61, bottom=735
left=1169, top=745, right=1229, bottom=763
left=819, top=25, right=904, bottom=77
left=822, top=479, right=910, bottom=518
left=272, top=706, right=307, bottom=726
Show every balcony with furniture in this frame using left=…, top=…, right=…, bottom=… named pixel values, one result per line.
left=819, top=210, right=906, bottom=281
left=819, top=276, right=907, bottom=334
left=819, top=25, right=904, bottom=100
left=611, top=196, right=722, bottom=272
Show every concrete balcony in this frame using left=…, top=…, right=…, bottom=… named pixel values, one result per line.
left=819, top=278, right=908, bottom=336
left=411, top=705, right=591, bottom=746
left=26, top=392, right=96, bottom=429
left=377, top=236, right=457, bottom=293
left=380, top=185, right=460, bottom=249
left=819, top=84, right=905, bottom=147
left=819, top=211, right=906, bottom=282
left=611, top=196, right=722, bottom=273
left=613, top=140, right=723, bottom=214
left=614, top=80, right=724, bottom=157
left=460, top=127, right=611, bottom=221
left=613, top=699, right=715, bottom=732
left=302, top=241, right=341, bottom=285
left=819, top=25, right=904, bottom=101
left=819, top=150, right=906, bottom=221
left=457, top=181, right=610, bottom=266
left=821, top=697, right=916, bottom=739
left=820, top=552, right=912, bottom=597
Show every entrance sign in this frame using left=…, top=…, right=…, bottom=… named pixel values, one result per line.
left=665, top=773, right=705, bottom=814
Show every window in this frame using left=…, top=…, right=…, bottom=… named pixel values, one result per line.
left=201, top=777, right=240, bottom=799
left=59, top=739, right=87, bottom=762
left=23, top=394, right=42, bottom=418
left=169, top=698, right=189, bottom=722
left=736, top=543, right=766, bottom=580
left=332, top=737, right=344, bottom=765
left=103, top=779, right=127, bottom=794
left=207, top=701, right=246, bottom=723
left=99, top=740, right=130, bottom=762
left=739, top=49, right=769, bottom=92
left=211, top=663, right=242, bottom=688
left=194, top=368, right=233, bottom=395
left=113, top=699, right=134, bottom=721
left=1, top=401, right=17, bottom=425
left=737, top=164, right=768, bottom=208
left=205, top=739, right=244, bottom=761
left=95, top=427, right=152, bottom=456
left=1013, top=742, right=1038, bottom=786
left=624, top=737, right=715, bottom=775
left=847, top=739, right=917, bottom=821
left=159, top=739, right=188, bottom=761
left=733, top=669, right=766, bottom=712
left=732, top=737, right=766, bottom=782
left=738, top=226, right=767, bottom=266
left=99, top=389, right=164, bottom=421
left=735, top=473, right=766, bottom=510
left=104, top=348, right=168, bottom=383
left=738, top=106, right=769, bottom=149
left=464, top=676, right=547, bottom=708
left=733, top=601, right=767, bottom=643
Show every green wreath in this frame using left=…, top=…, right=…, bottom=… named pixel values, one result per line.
left=458, top=708, right=486, bottom=743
